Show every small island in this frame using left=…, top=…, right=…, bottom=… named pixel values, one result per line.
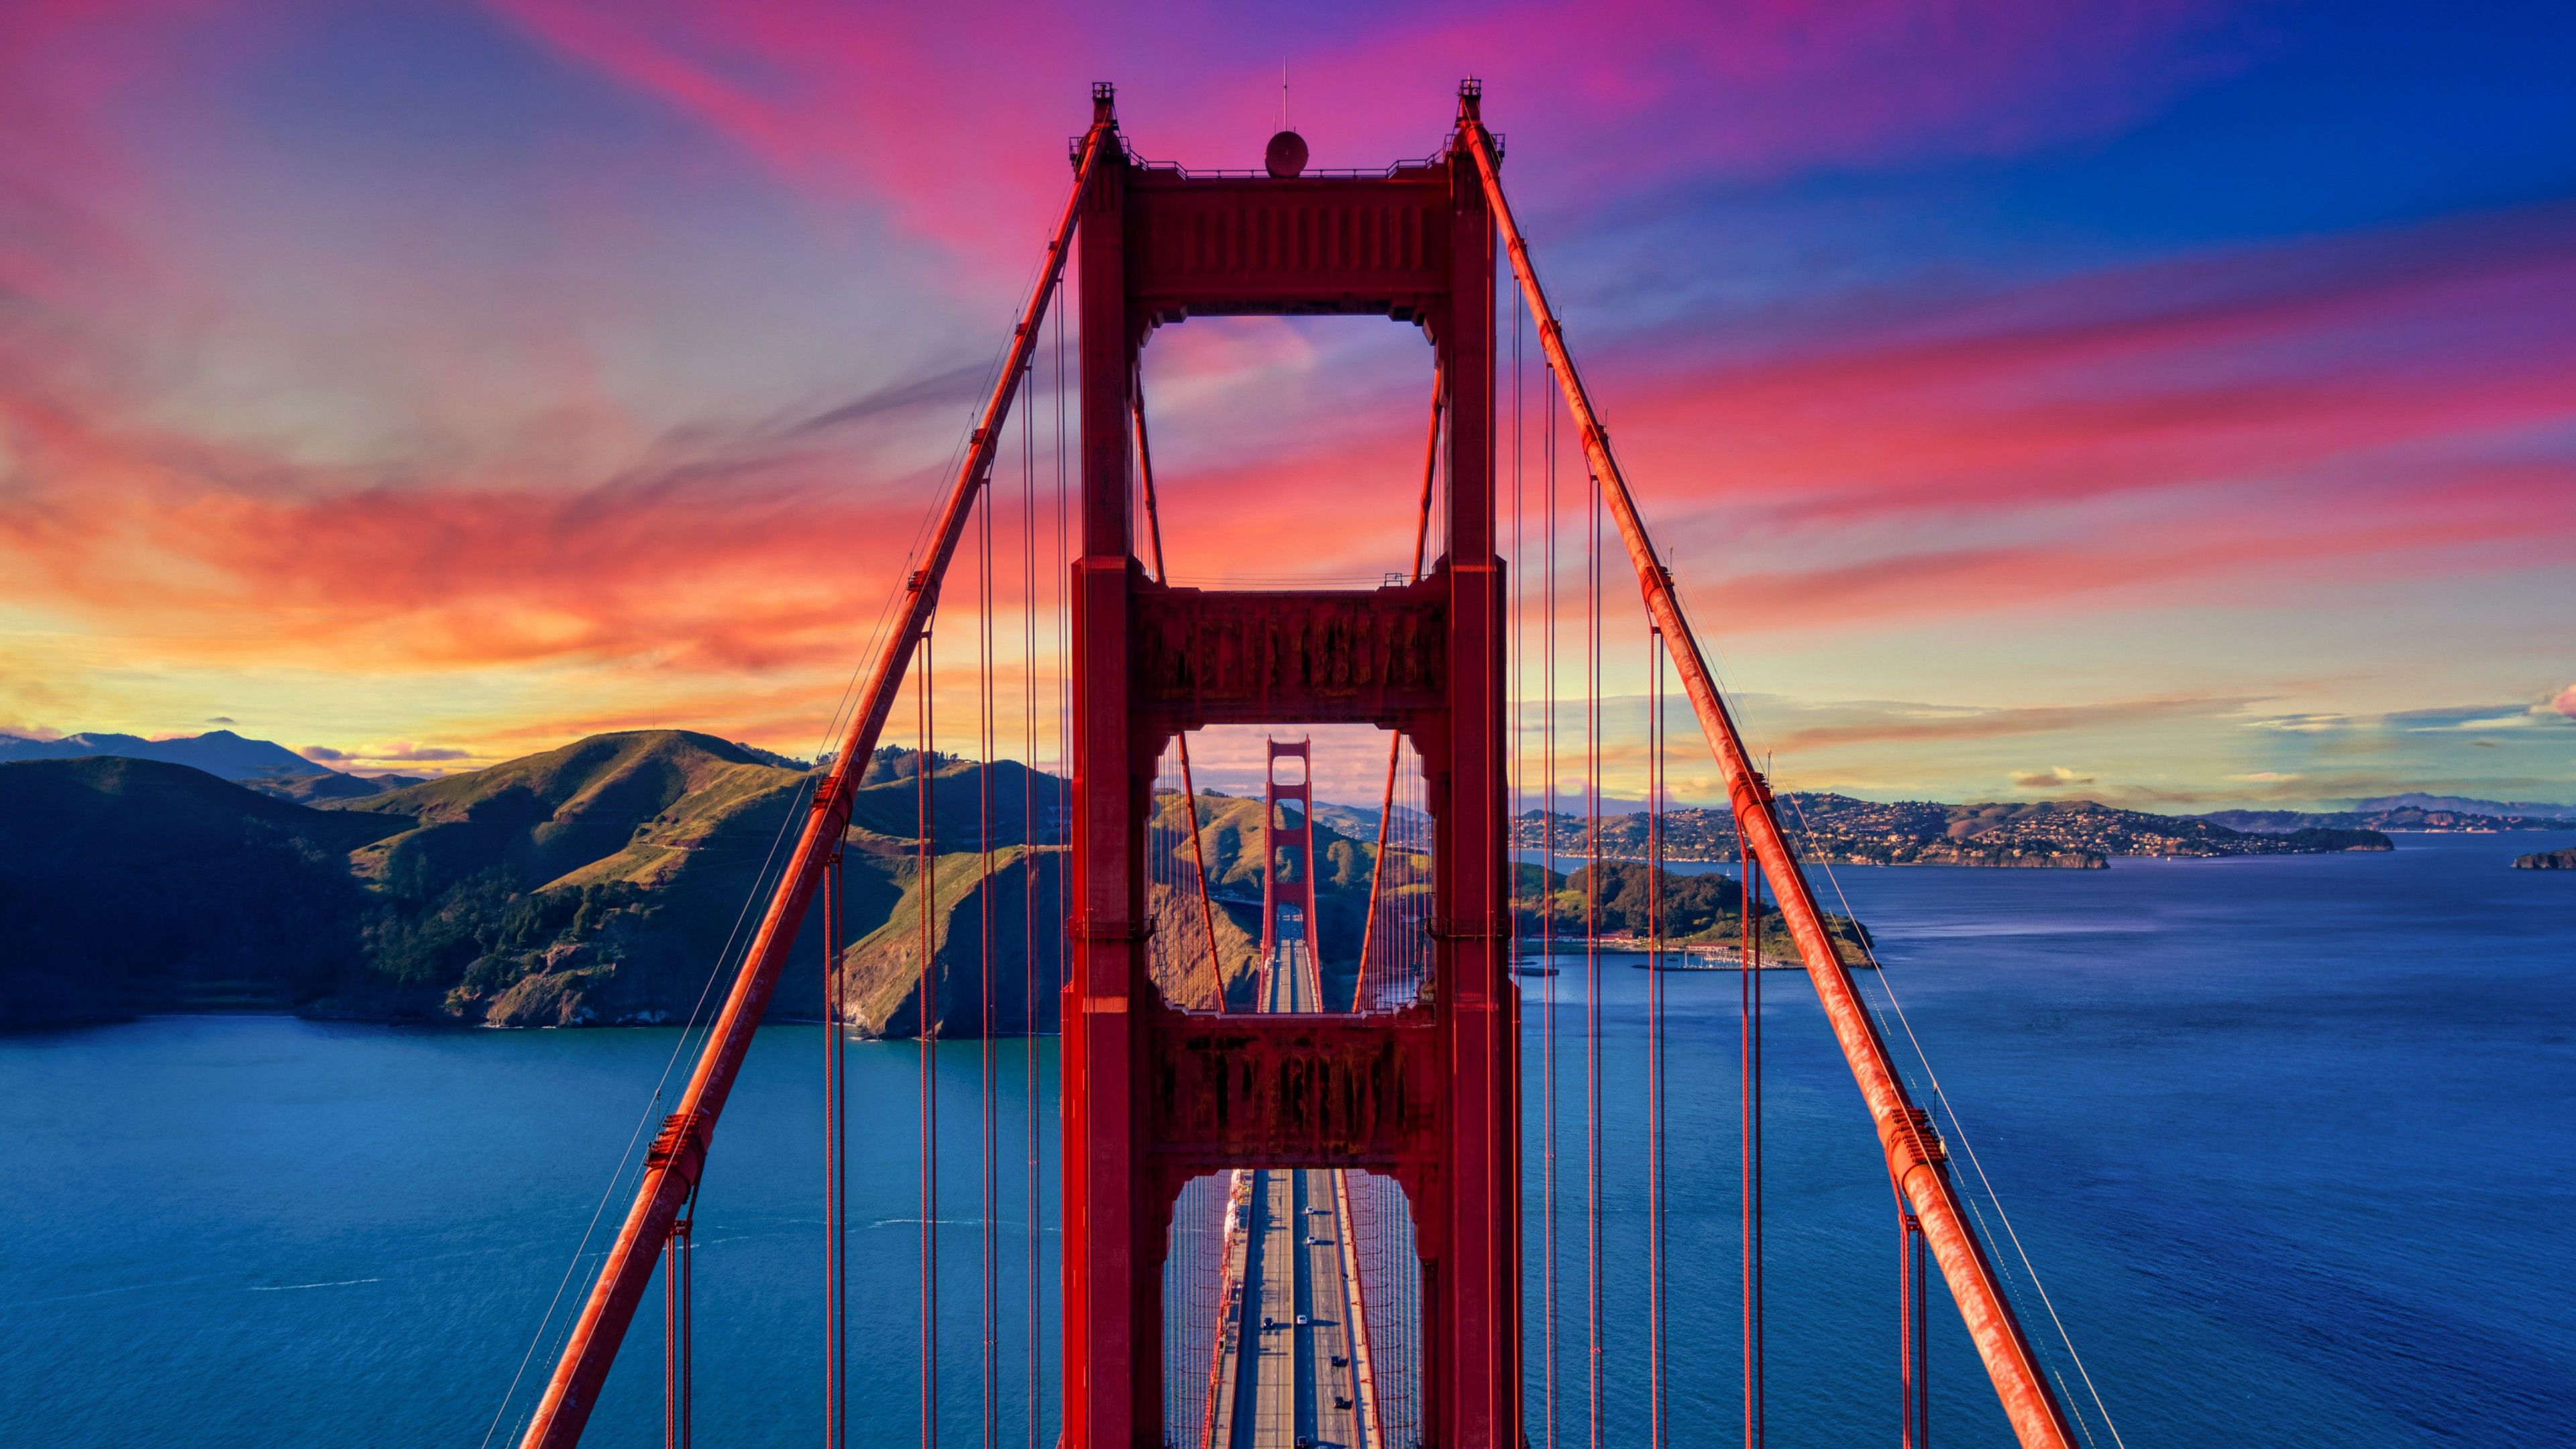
left=2512, top=848, right=2576, bottom=870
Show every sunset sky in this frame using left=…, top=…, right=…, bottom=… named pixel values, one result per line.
left=3, top=1, right=2570, bottom=808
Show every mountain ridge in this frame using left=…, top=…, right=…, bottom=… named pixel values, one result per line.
left=0, top=729, right=333, bottom=782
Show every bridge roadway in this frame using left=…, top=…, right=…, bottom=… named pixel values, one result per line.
left=1204, top=945, right=1373, bottom=1449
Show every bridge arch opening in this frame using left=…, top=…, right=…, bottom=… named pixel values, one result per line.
left=1144, top=725, right=1436, bottom=1016
left=1135, top=315, right=1447, bottom=594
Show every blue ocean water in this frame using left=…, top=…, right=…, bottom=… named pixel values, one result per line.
left=3, top=832, right=2570, bottom=1447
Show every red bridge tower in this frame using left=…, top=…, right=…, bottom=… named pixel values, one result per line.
left=1061, top=83, right=1516, bottom=1449
left=1254, top=739, right=1324, bottom=1002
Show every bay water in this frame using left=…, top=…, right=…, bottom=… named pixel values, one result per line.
left=4, top=832, right=2570, bottom=1446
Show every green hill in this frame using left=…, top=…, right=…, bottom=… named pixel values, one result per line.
left=341, top=730, right=896, bottom=1026
left=0, top=731, right=1872, bottom=1034
left=0, top=758, right=404, bottom=1025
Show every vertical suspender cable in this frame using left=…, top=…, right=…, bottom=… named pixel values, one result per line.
left=980, top=484, right=1000, bottom=1449
left=1646, top=630, right=1667, bottom=1449
left=1741, top=849, right=1764, bottom=1449
left=665, top=1206, right=691, bottom=1449
left=826, top=852, right=847, bottom=1449
left=1740, top=843, right=1752, bottom=1444
left=1539, top=354, right=1560, bottom=1449
left=1583, top=457, right=1604, bottom=1449
left=920, top=627, right=941, bottom=1449
left=1900, top=1204, right=1931, bottom=1449
left=1037, top=299, right=1066, bottom=1449
left=1915, top=1214, right=1932, bottom=1448
left=1509, top=229, right=1525, bottom=1035
left=1017, top=347, right=1038, bottom=1449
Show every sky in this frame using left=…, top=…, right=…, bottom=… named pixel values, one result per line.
left=1, top=0, right=2570, bottom=808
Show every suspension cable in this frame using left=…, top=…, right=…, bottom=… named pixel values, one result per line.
left=1898, top=1193, right=1929, bottom=1449
left=979, top=478, right=1001, bottom=1449
left=1540, top=354, right=1560, bottom=1449
left=825, top=850, right=847, bottom=1449
left=1509, top=196, right=1526, bottom=1046
left=1035, top=294, right=1066, bottom=1449
left=919, top=621, right=941, bottom=1449
left=663, top=1192, right=693, bottom=1449
left=1579, top=462, right=1599, bottom=1448
left=1646, top=628, right=1667, bottom=1449
left=1741, top=844, right=1764, bottom=1449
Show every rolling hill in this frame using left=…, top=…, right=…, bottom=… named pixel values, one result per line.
left=0, top=728, right=333, bottom=782
left=0, top=758, right=404, bottom=1024
left=1, top=727, right=1864, bottom=1035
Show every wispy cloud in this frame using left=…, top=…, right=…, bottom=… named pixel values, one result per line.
left=1772, top=694, right=2260, bottom=751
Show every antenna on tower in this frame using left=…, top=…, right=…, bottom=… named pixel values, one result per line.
left=1265, top=60, right=1307, bottom=178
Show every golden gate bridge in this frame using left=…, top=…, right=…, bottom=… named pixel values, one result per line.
left=484, top=82, right=2122, bottom=1449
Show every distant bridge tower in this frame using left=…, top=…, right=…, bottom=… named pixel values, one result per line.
left=1256, top=739, right=1324, bottom=998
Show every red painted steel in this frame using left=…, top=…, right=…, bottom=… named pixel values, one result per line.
left=508, top=105, right=1114, bottom=1449
left=1061, top=87, right=1515, bottom=1449
left=1463, top=99, right=2080, bottom=1449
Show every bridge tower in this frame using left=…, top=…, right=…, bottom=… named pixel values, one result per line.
left=1061, top=83, right=1515, bottom=1449
left=1255, top=739, right=1324, bottom=994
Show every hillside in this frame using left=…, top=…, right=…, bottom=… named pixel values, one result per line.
left=0, top=759, right=404, bottom=1025
left=3, top=730, right=1887, bottom=1035
left=251, top=771, right=425, bottom=804
left=2204, top=804, right=2574, bottom=833
left=1515, top=860, right=1871, bottom=964
left=1513, top=795, right=2393, bottom=868
left=340, top=731, right=891, bottom=1026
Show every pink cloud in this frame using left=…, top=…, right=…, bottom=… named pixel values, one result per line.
left=1598, top=203, right=2576, bottom=534
left=484, top=0, right=2241, bottom=267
